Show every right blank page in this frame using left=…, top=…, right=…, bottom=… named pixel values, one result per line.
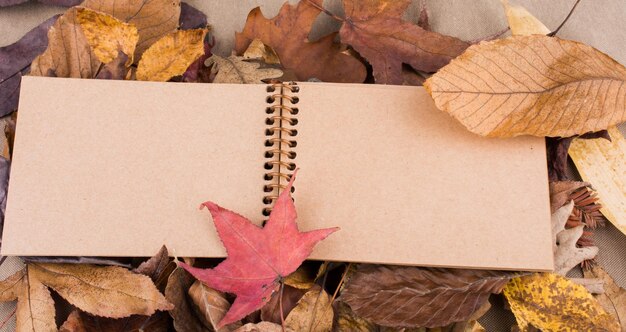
left=294, top=83, right=553, bottom=270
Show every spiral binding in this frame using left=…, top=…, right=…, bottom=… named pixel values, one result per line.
left=262, top=82, right=299, bottom=217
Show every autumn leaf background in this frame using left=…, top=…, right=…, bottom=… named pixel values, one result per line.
left=0, top=0, right=625, bottom=331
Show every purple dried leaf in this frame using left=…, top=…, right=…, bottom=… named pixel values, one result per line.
left=179, top=2, right=207, bottom=30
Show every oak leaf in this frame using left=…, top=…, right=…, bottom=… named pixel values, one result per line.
left=424, top=35, right=626, bottom=137
left=76, top=7, right=138, bottom=64
left=569, top=126, right=626, bottom=235
left=0, top=15, right=56, bottom=117
left=181, top=171, right=338, bottom=328
left=234, top=0, right=365, bottom=83
left=503, top=273, right=619, bottom=331
left=339, top=264, right=515, bottom=328
left=339, top=0, right=469, bottom=84
left=81, top=0, right=181, bottom=61
left=583, top=266, right=626, bottom=330
left=552, top=201, right=598, bottom=275
left=284, top=285, right=333, bottom=332
left=136, top=29, right=207, bottom=81
left=30, top=8, right=101, bottom=78
left=208, top=55, right=283, bottom=84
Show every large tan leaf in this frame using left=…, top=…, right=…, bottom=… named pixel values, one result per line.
left=75, top=7, right=138, bottom=64
left=424, top=35, right=626, bottom=137
left=584, top=266, right=626, bottom=330
left=16, top=267, right=56, bottom=332
left=503, top=273, right=619, bottom=331
left=81, top=0, right=180, bottom=60
left=208, top=55, right=283, bottom=84
left=284, top=285, right=333, bottom=332
left=339, top=264, right=515, bottom=328
left=136, top=29, right=207, bottom=81
left=0, top=267, right=23, bottom=301
left=30, top=263, right=173, bottom=318
left=569, top=126, right=626, bottom=235
left=500, top=0, right=550, bottom=36
left=30, top=7, right=101, bottom=77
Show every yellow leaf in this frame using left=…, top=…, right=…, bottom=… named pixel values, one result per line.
left=503, top=273, right=619, bottom=331
left=424, top=35, right=626, bottom=137
left=31, top=263, right=173, bottom=318
left=284, top=286, right=333, bottom=332
left=136, top=29, right=207, bottom=82
left=500, top=0, right=550, bottom=36
left=81, top=0, right=180, bottom=61
left=76, top=7, right=138, bottom=64
left=568, top=126, right=626, bottom=235
left=30, top=8, right=101, bottom=78
left=208, top=55, right=283, bottom=84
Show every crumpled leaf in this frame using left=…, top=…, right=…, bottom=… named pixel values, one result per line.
left=134, top=245, right=171, bottom=284
left=208, top=55, right=283, bottom=84
left=76, top=7, right=139, bottom=64
left=339, top=264, right=515, bottom=328
left=569, top=126, right=626, bottom=235
left=503, top=273, right=620, bottom=331
left=181, top=171, right=338, bottom=327
left=0, top=15, right=56, bottom=117
left=30, top=8, right=101, bottom=78
left=30, top=263, right=172, bottom=318
left=136, top=29, right=208, bottom=81
left=81, top=0, right=181, bottom=61
left=339, top=0, right=469, bottom=84
left=180, top=2, right=208, bottom=30
left=552, top=201, right=598, bottom=275
left=583, top=266, right=626, bottom=330
left=284, top=285, right=333, bottom=332
left=188, top=280, right=241, bottom=331
left=235, top=0, right=365, bottom=83
left=424, top=35, right=626, bottom=137
left=500, top=0, right=550, bottom=36
left=242, top=39, right=280, bottom=65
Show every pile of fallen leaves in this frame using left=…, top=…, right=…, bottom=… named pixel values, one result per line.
left=1, top=0, right=626, bottom=331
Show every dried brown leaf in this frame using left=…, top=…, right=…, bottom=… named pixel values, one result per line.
left=340, top=264, right=514, bottom=328
left=549, top=181, right=590, bottom=213
left=136, top=29, right=207, bottom=82
left=242, top=39, right=281, bottom=65
left=134, top=245, right=171, bottom=282
left=234, top=0, right=365, bottom=83
left=339, top=0, right=469, bottom=84
left=188, top=280, right=241, bottom=331
left=30, top=8, right=101, bottom=78
left=59, top=311, right=87, bottom=332
left=284, top=285, right=333, bottom=332
left=95, top=51, right=129, bottom=80
left=75, top=7, right=138, bottom=64
left=260, top=284, right=306, bottom=324
left=31, top=263, right=173, bottom=318
left=81, top=0, right=181, bottom=61
left=16, top=267, right=56, bottom=332
left=332, top=301, right=377, bottom=331
left=424, top=35, right=626, bottom=137
left=234, top=322, right=289, bottom=332
left=208, top=55, right=283, bottom=84
left=584, top=266, right=626, bottom=330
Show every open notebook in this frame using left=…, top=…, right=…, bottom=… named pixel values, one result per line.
left=1, top=76, right=553, bottom=270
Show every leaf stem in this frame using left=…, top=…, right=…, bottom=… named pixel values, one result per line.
left=304, top=0, right=345, bottom=22
left=548, top=0, right=582, bottom=36
left=311, top=263, right=352, bottom=331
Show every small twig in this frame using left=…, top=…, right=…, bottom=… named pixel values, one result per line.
left=548, top=0, right=582, bottom=36
left=279, top=282, right=286, bottom=332
left=304, top=0, right=345, bottom=22
left=468, top=27, right=510, bottom=44
left=0, top=307, right=16, bottom=330
left=311, top=263, right=352, bottom=331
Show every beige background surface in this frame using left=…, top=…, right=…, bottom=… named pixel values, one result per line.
left=1, top=0, right=625, bottom=331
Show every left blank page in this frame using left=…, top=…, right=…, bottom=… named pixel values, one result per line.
left=2, top=77, right=268, bottom=257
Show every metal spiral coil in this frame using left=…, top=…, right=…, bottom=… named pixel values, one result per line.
left=262, top=82, right=299, bottom=217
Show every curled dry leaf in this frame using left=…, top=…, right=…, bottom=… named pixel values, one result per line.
left=136, top=29, right=207, bottom=81
left=235, top=0, right=365, bottom=83
left=81, top=0, right=181, bottom=61
left=284, top=285, right=334, bottom=332
left=0, top=15, right=56, bottom=117
left=30, top=8, right=101, bottom=78
left=552, top=201, right=598, bottom=275
left=339, top=0, right=469, bottom=84
left=424, top=35, right=626, bottom=137
left=569, top=126, right=626, bottom=235
left=500, top=0, right=550, bottom=36
left=181, top=171, right=338, bottom=328
left=76, top=7, right=138, bottom=64
left=242, top=39, right=281, bottom=65
left=29, top=263, right=173, bottom=318
left=503, top=273, right=620, bottom=331
left=339, top=264, right=515, bottom=328
left=208, top=55, right=283, bottom=84
left=583, top=266, right=626, bottom=330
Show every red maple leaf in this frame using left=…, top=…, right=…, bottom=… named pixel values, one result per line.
left=180, top=170, right=338, bottom=327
